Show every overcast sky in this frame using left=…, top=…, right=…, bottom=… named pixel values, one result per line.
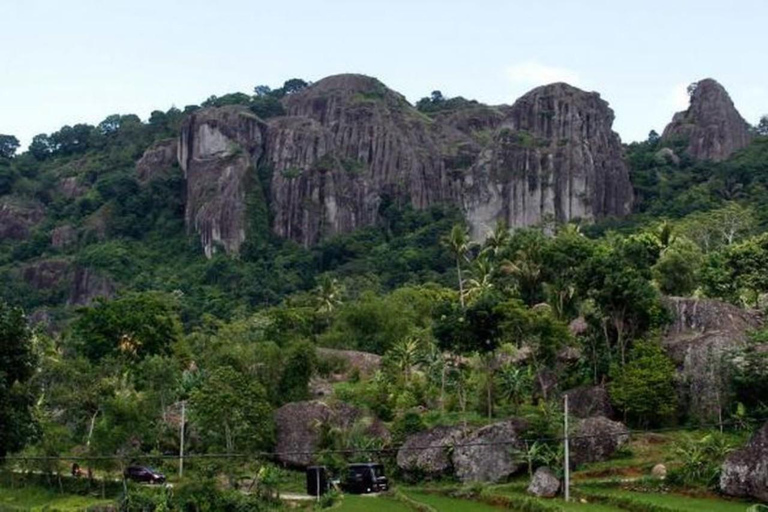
left=2, top=0, right=766, bottom=148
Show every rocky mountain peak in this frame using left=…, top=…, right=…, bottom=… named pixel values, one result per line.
left=463, top=81, right=632, bottom=238
left=662, top=78, right=752, bottom=161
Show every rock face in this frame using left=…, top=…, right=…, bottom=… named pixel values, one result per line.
left=316, top=348, right=382, bottom=378
left=136, top=138, right=179, bottom=183
left=273, top=400, right=387, bottom=468
left=527, top=467, right=560, bottom=498
left=67, top=267, right=116, bottom=306
left=178, top=106, right=266, bottom=257
left=463, top=83, right=633, bottom=239
left=396, top=425, right=469, bottom=479
left=563, top=385, right=613, bottom=419
left=662, top=78, right=752, bottom=161
left=51, top=225, right=77, bottom=249
left=662, top=297, right=762, bottom=422
left=570, top=416, right=629, bottom=466
left=173, top=75, right=634, bottom=254
left=0, top=198, right=44, bottom=241
left=268, top=74, right=458, bottom=246
left=720, top=421, right=768, bottom=502
left=452, top=419, right=527, bottom=483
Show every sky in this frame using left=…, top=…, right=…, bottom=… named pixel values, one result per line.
left=2, top=0, right=767, bottom=148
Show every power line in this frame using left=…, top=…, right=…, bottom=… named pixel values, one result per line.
left=4, top=415, right=763, bottom=463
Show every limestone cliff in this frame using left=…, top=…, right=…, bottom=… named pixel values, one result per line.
left=463, top=83, right=633, bottom=238
left=269, top=74, right=459, bottom=246
left=177, top=106, right=266, bottom=257
left=662, top=78, right=752, bottom=161
left=174, top=75, right=635, bottom=254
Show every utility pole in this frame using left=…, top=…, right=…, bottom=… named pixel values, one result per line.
left=564, top=394, right=570, bottom=502
left=179, top=401, right=186, bottom=479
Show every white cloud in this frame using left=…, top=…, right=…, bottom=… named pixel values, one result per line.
left=505, top=61, right=581, bottom=89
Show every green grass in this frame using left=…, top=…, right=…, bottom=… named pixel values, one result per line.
left=581, top=487, right=756, bottom=512
left=336, top=494, right=412, bottom=511
left=405, top=491, right=503, bottom=511
left=0, top=485, right=114, bottom=511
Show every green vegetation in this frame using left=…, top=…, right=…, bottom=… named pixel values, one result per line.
left=0, top=485, right=114, bottom=511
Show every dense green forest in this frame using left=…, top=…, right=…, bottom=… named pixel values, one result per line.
left=2, top=83, right=768, bottom=509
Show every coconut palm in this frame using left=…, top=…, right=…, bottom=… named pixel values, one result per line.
left=463, top=258, right=495, bottom=304
left=315, top=275, right=343, bottom=315
left=481, top=220, right=511, bottom=260
left=389, top=336, right=422, bottom=385
left=442, top=224, right=472, bottom=308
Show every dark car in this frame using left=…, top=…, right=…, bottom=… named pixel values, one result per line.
left=124, top=466, right=166, bottom=484
left=343, top=463, right=388, bottom=494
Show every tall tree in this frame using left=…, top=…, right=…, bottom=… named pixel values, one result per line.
left=443, top=224, right=472, bottom=308
left=0, top=135, right=20, bottom=159
left=0, top=302, right=37, bottom=460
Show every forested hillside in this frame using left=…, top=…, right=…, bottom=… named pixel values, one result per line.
left=2, top=75, right=768, bottom=508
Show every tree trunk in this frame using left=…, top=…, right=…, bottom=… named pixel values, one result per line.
left=86, top=409, right=99, bottom=447
left=456, top=258, right=465, bottom=309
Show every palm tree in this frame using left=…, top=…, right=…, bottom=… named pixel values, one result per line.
left=315, top=275, right=343, bottom=315
left=481, top=220, right=510, bottom=260
left=501, top=248, right=542, bottom=305
left=463, top=258, right=495, bottom=304
left=443, top=224, right=472, bottom=308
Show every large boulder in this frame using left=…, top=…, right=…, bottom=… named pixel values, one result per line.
left=463, top=82, right=633, bottom=239
left=452, top=419, right=527, bottom=483
left=662, top=78, right=752, bottom=162
left=397, top=425, right=469, bottom=479
left=720, top=422, right=768, bottom=502
left=662, top=297, right=762, bottom=422
left=67, top=267, right=116, bottom=306
left=570, top=416, right=629, bottom=466
left=0, top=198, right=44, bottom=241
left=316, top=348, right=382, bottom=379
left=527, top=467, right=560, bottom=498
left=178, top=106, right=266, bottom=257
left=136, top=138, right=179, bottom=183
left=563, top=385, right=613, bottom=419
left=273, top=400, right=387, bottom=468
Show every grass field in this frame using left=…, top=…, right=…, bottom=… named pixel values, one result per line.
left=0, top=485, right=114, bottom=511
left=336, top=494, right=410, bottom=511
left=581, top=487, right=757, bottom=512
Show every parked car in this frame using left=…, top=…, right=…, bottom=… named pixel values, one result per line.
left=342, top=463, right=388, bottom=494
left=124, top=466, right=166, bottom=484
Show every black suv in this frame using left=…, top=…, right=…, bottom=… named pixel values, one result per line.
left=124, top=466, right=166, bottom=484
left=343, top=463, right=388, bottom=494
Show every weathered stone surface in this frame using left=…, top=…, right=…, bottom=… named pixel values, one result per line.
left=51, top=225, right=77, bottom=249
left=273, top=400, right=386, bottom=468
left=137, top=138, right=179, bottom=183
left=397, top=425, right=469, bottom=478
left=563, top=385, right=613, bottom=419
left=316, top=347, right=382, bottom=378
left=21, top=259, right=71, bottom=290
left=662, top=297, right=762, bottom=422
left=178, top=106, right=266, bottom=257
left=463, top=83, right=633, bottom=239
left=270, top=74, right=459, bottom=246
left=527, top=467, right=560, bottom=498
left=0, top=198, right=44, bottom=241
left=67, top=267, right=116, bottom=306
left=662, top=78, right=752, bottom=162
left=652, top=463, right=667, bottom=479
left=57, top=177, right=86, bottom=199
left=720, top=422, right=768, bottom=502
left=570, top=416, right=629, bottom=466
left=452, top=419, right=527, bottom=483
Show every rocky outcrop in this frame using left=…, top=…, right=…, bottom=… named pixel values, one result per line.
left=662, top=297, right=762, bottom=422
left=0, top=198, right=44, bottom=241
left=57, top=177, right=86, bottom=199
left=137, top=138, right=178, bottom=183
left=463, top=83, right=633, bottom=239
left=51, top=225, right=77, bottom=249
left=662, top=78, right=752, bottom=161
left=269, top=74, right=459, bottom=246
left=452, top=419, right=527, bottom=483
left=22, top=259, right=71, bottom=290
left=570, top=416, right=629, bottom=466
left=396, top=425, right=469, bottom=479
left=563, top=385, right=613, bottom=419
left=720, top=422, right=768, bottom=501
left=273, top=400, right=387, bottom=468
left=527, top=467, right=560, bottom=498
left=178, top=106, right=266, bottom=257
left=67, top=267, right=116, bottom=306
left=316, top=348, right=382, bottom=378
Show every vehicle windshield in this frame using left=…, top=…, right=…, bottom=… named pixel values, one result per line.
left=371, top=466, right=384, bottom=477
